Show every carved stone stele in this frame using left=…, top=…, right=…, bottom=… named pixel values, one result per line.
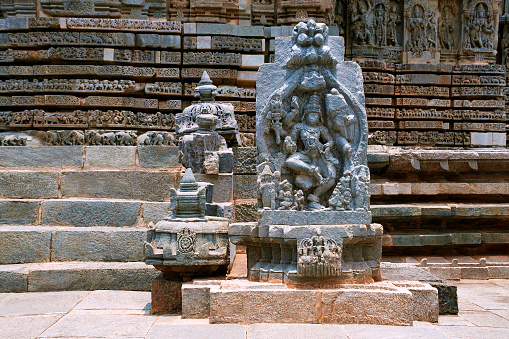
left=230, top=20, right=382, bottom=287
left=145, top=168, right=229, bottom=281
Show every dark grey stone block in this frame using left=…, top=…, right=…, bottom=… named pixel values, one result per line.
left=27, top=262, right=159, bottom=292
left=41, top=200, right=141, bottom=227
left=143, top=202, right=172, bottom=224
left=85, top=146, right=136, bottom=168
left=0, top=200, right=39, bottom=225
left=161, top=35, right=181, bottom=49
left=0, top=146, right=83, bottom=168
left=138, top=146, right=180, bottom=168
left=234, top=175, right=257, bottom=200
left=51, top=227, right=146, bottom=262
left=0, top=171, right=58, bottom=198
left=61, top=171, right=176, bottom=201
left=219, top=150, right=234, bottom=173
left=258, top=210, right=372, bottom=226
left=233, top=147, right=256, bottom=174
left=0, top=266, right=28, bottom=293
left=0, top=226, right=52, bottom=264
left=432, top=282, right=458, bottom=315
left=193, top=174, right=232, bottom=203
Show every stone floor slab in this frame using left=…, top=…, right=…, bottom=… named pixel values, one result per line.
left=343, top=323, right=448, bottom=339
left=145, top=324, right=246, bottom=339
left=436, top=325, right=509, bottom=339
left=491, top=310, right=509, bottom=321
left=247, top=323, right=348, bottom=339
left=459, top=311, right=509, bottom=328
left=0, top=314, right=63, bottom=339
left=0, top=291, right=89, bottom=316
left=437, top=315, right=475, bottom=326
left=38, top=313, right=157, bottom=338
left=74, top=290, right=151, bottom=311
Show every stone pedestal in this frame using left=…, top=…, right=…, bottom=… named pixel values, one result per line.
left=181, top=279, right=439, bottom=325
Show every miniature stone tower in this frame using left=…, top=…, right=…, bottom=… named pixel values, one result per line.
left=230, top=20, right=383, bottom=286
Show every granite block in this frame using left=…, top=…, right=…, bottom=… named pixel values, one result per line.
left=234, top=200, right=257, bottom=222
left=138, top=146, right=180, bottom=168
left=218, top=150, right=234, bottom=173
left=182, top=285, right=210, bottom=319
left=234, top=175, right=257, bottom=200
left=193, top=174, right=233, bottom=203
left=0, top=266, right=27, bottom=293
left=0, top=226, right=52, bottom=264
left=41, top=200, right=141, bottom=227
left=0, top=146, right=83, bottom=168
left=0, top=200, right=39, bottom=225
left=51, top=227, right=146, bottom=262
left=85, top=146, right=136, bottom=168
left=151, top=275, right=182, bottom=314
left=233, top=147, right=256, bottom=174
left=61, top=171, right=176, bottom=201
left=143, top=202, right=172, bottom=224
left=0, top=171, right=58, bottom=199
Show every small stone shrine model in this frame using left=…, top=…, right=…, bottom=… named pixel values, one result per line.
left=176, top=71, right=237, bottom=174
left=230, top=19, right=383, bottom=286
left=145, top=168, right=229, bottom=281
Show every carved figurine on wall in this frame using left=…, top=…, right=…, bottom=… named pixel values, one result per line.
left=373, top=4, right=386, bottom=47
left=439, top=6, right=455, bottom=49
left=407, top=4, right=427, bottom=52
left=350, top=1, right=373, bottom=46
left=387, top=4, right=400, bottom=46
left=257, top=19, right=369, bottom=212
left=465, top=2, right=493, bottom=49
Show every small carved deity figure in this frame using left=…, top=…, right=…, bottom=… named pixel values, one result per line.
left=387, top=5, right=400, bottom=46
left=285, top=93, right=337, bottom=210
left=329, top=173, right=353, bottom=211
left=258, top=165, right=277, bottom=210
left=277, top=179, right=295, bottom=210
left=426, top=14, right=438, bottom=50
left=373, top=4, right=386, bottom=47
left=350, top=1, right=373, bottom=46
left=439, top=7, right=455, bottom=50
left=407, top=5, right=426, bottom=51
left=293, top=189, right=305, bottom=210
left=351, top=165, right=370, bottom=210
left=266, top=93, right=285, bottom=145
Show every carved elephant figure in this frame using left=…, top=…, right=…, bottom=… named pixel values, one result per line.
left=45, top=131, right=59, bottom=145
left=137, top=132, right=152, bottom=145
left=115, top=131, right=135, bottom=146
left=101, top=132, right=117, bottom=145
left=68, top=130, right=84, bottom=145
left=150, top=132, right=165, bottom=145
left=86, top=130, right=102, bottom=145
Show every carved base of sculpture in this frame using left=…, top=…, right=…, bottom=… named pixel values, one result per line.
left=230, top=214, right=382, bottom=287
left=145, top=216, right=230, bottom=282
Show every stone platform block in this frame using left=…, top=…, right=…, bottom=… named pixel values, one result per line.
left=203, top=280, right=419, bottom=325
left=138, top=146, right=180, bottom=168
left=85, top=146, right=136, bottom=168
left=182, top=284, right=213, bottom=319
left=51, top=227, right=146, bottom=262
left=0, top=171, right=58, bottom=199
left=41, top=200, right=141, bottom=227
left=0, top=226, right=53, bottom=264
left=0, top=199, right=39, bottom=225
left=393, top=281, right=439, bottom=322
left=27, top=262, right=159, bottom=292
left=193, top=173, right=232, bottom=203
left=61, top=171, right=176, bottom=201
left=0, top=146, right=83, bottom=168
left=142, top=202, right=172, bottom=224
left=0, top=265, right=28, bottom=293
left=151, top=275, right=182, bottom=314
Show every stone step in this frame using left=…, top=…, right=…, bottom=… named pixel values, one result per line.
left=0, top=261, right=159, bottom=293
left=0, top=198, right=171, bottom=226
left=382, top=231, right=509, bottom=247
left=372, top=203, right=509, bottom=218
left=0, top=226, right=147, bottom=265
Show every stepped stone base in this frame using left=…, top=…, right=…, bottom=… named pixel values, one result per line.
left=181, top=279, right=438, bottom=325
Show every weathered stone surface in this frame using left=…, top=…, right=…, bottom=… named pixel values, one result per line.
left=142, top=202, right=172, bottom=225
left=233, top=147, right=256, bottom=174
left=0, top=226, right=52, bottom=264
left=234, top=200, right=257, bottom=222
left=41, top=200, right=141, bottom=227
left=0, top=265, right=27, bottom=292
left=150, top=275, right=182, bottom=314
left=61, top=171, right=176, bottom=201
left=0, top=146, right=83, bottom=167
left=85, top=146, right=136, bottom=168
left=234, top=175, right=257, bottom=200
left=182, top=284, right=211, bottom=319
left=51, top=227, right=146, bottom=262
left=193, top=174, right=233, bottom=203
left=28, top=262, right=159, bottom=292
left=0, top=200, right=39, bottom=225
left=138, top=146, right=180, bottom=168
left=0, top=171, right=58, bottom=199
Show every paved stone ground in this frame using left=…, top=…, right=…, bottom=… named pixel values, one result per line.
left=0, top=280, right=507, bottom=338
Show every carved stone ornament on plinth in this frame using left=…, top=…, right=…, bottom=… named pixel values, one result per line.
left=230, top=19, right=383, bottom=287
left=144, top=168, right=229, bottom=281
